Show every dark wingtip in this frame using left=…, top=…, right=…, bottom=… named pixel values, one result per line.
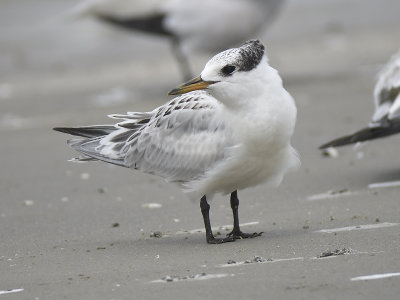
left=53, top=125, right=116, bottom=138
left=319, top=127, right=373, bottom=149
left=319, top=135, right=356, bottom=149
left=53, top=127, right=70, bottom=134
left=319, top=122, right=400, bottom=149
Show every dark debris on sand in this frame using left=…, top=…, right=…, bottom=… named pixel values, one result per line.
left=150, top=231, right=163, bottom=238
left=318, top=248, right=351, bottom=258
left=162, top=273, right=208, bottom=282
left=227, top=256, right=273, bottom=265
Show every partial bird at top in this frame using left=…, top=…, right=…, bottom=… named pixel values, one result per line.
left=320, top=50, right=400, bottom=149
left=54, top=40, right=299, bottom=244
left=70, top=0, right=285, bottom=80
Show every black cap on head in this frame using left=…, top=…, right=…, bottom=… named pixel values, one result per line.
left=237, top=40, right=265, bottom=72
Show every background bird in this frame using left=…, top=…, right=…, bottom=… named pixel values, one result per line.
left=70, top=0, right=285, bottom=80
left=320, top=50, right=400, bottom=149
left=54, top=40, right=299, bottom=244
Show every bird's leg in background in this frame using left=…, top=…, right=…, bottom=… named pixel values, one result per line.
left=227, top=190, right=263, bottom=239
left=200, top=195, right=235, bottom=244
left=171, top=37, right=193, bottom=81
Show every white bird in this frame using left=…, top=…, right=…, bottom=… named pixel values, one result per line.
left=320, top=50, right=400, bottom=149
left=54, top=40, right=299, bottom=244
left=70, top=0, right=284, bottom=80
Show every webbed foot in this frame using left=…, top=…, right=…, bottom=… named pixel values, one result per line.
left=226, top=230, right=263, bottom=240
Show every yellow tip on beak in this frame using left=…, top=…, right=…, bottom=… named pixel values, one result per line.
left=168, top=76, right=217, bottom=96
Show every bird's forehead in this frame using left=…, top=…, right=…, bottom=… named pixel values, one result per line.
left=206, top=40, right=265, bottom=72
left=208, top=49, right=240, bottom=66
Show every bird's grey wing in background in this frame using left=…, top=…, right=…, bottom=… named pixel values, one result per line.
left=70, top=0, right=171, bottom=35
left=70, top=0, right=165, bottom=19
left=162, top=0, right=284, bottom=53
left=318, top=119, right=400, bottom=149
left=95, top=13, right=171, bottom=36
left=70, top=0, right=284, bottom=53
left=57, top=92, right=234, bottom=182
left=319, top=50, right=400, bottom=149
left=68, top=0, right=284, bottom=80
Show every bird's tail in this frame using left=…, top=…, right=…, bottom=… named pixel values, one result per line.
left=319, top=121, right=400, bottom=149
left=53, top=125, right=127, bottom=167
left=53, top=125, right=115, bottom=138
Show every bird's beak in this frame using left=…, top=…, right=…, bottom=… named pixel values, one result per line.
left=168, top=76, right=217, bottom=95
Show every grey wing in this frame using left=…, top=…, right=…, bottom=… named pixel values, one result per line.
left=319, top=51, right=400, bottom=149
left=58, top=113, right=153, bottom=167
left=372, top=50, right=400, bottom=123
left=102, top=92, right=234, bottom=182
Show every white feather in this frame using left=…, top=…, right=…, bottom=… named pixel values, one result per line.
left=65, top=41, right=299, bottom=200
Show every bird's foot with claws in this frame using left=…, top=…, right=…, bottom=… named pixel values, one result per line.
left=206, top=234, right=236, bottom=244
left=226, top=230, right=263, bottom=240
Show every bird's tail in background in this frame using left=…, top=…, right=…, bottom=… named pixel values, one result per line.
left=62, top=0, right=96, bottom=20
left=319, top=121, right=400, bottom=149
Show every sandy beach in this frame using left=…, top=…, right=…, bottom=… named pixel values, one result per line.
left=1, top=0, right=400, bottom=299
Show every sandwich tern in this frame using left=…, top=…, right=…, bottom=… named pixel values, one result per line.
left=54, top=40, right=299, bottom=244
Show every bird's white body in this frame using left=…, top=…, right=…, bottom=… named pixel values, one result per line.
left=372, top=50, right=400, bottom=124
left=71, top=0, right=283, bottom=55
left=188, top=58, right=299, bottom=198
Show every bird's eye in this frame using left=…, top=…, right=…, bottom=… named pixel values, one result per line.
left=221, top=65, right=236, bottom=76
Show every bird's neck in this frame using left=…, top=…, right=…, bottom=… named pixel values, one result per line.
left=221, top=67, right=297, bottom=151
left=221, top=65, right=285, bottom=110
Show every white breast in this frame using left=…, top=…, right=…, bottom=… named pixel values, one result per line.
left=184, top=86, right=299, bottom=198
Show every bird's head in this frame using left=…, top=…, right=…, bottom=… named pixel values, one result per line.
left=168, top=40, right=274, bottom=106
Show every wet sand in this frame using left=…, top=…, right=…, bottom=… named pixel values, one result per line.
left=1, top=0, right=400, bottom=299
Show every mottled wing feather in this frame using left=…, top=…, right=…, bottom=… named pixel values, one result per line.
left=98, top=92, right=234, bottom=182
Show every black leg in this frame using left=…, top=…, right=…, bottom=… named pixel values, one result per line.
left=226, top=191, right=263, bottom=239
left=200, top=196, right=235, bottom=244
left=171, top=37, right=193, bottom=81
